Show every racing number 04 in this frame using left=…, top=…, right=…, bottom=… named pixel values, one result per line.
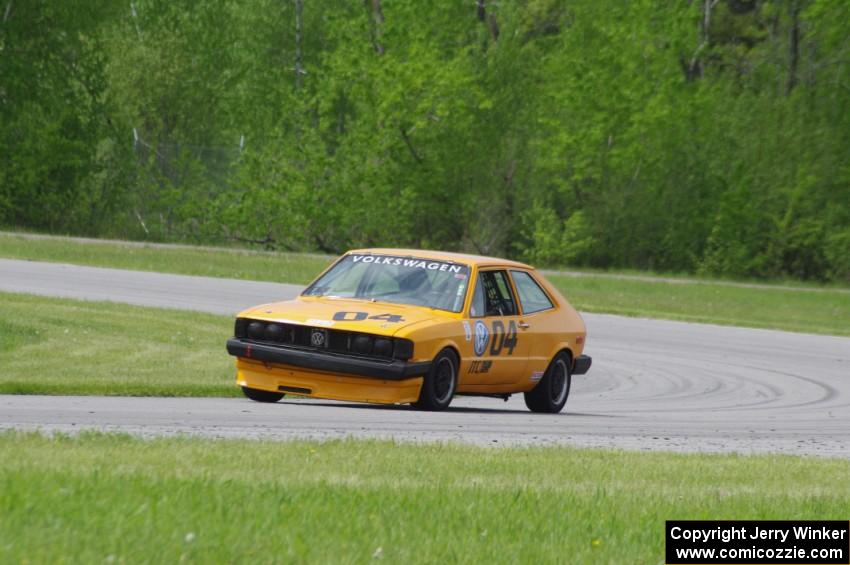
left=489, top=320, right=518, bottom=356
left=332, top=311, right=405, bottom=323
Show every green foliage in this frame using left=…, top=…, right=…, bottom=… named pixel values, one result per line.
left=1, top=0, right=848, bottom=280
left=0, top=1, right=128, bottom=233
left=825, top=229, right=850, bottom=281
left=519, top=206, right=595, bottom=266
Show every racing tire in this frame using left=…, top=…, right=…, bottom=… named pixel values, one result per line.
left=524, top=351, right=571, bottom=414
left=413, top=348, right=458, bottom=411
left=241, top=386, right=285, bottom=403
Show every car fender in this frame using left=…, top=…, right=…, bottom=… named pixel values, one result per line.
left=398, top=319, right=465, bottom=364
left=546, top=342, right=575, bottom=366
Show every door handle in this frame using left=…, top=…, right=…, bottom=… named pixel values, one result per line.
left=518, top=321, right=530, bottom=330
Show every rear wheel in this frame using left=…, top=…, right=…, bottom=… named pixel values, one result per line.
left=524, top=351, right=571, bottom=413
left=241, top=386, right=285, bottom=403
left=413, top=348, right=458, bottom=411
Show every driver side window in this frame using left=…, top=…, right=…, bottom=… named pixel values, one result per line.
left=470, top=270, right=517, bottom=317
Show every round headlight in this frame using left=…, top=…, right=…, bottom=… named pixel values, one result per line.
left=352, top=334, right=373, bottom=354
left=248, top=321, right=265, bottom=339
left=373, top=337, right=393, bottom=357
left=265, top=323, right=284, bottom=341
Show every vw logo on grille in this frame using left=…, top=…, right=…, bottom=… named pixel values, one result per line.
left=310, top=329, right=327, bottom=347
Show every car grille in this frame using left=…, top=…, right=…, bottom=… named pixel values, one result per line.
left=233, top=318, right=413, bottom=361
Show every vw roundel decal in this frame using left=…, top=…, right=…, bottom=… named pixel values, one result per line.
left=473, top=320, right=490, bottom=357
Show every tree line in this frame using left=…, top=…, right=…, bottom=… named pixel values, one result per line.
left=1, top=0, right=848, bottom=281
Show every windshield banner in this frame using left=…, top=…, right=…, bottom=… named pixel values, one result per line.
left=350, top=254, right=466, bottom=274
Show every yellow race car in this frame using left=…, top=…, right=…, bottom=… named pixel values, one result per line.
left=226, top=249, right=591, bottom=413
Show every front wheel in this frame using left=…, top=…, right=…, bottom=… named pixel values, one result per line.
left=412, top=348, right=458, bottom=411
left=241, top=386, right=285, bottom=403
left=524, top=351, right=571, bottom=414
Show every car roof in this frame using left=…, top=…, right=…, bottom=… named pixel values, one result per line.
left=346, top=248, right=534, bottom=269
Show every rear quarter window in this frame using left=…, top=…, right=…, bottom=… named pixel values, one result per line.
left=511, top=271, right=554, bottom=314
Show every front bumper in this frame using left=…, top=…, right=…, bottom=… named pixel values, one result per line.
left=226, top=338, right=431, bottom=381
left=572, top=354, right=592, bottom=375
left=235, top=359, right=424, bottom=404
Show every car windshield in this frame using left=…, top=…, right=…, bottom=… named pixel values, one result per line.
left=303, top=254, right=470, bottom=313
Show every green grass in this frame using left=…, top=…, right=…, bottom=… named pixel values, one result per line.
left=0, top=232, right=334, bottom=285
left=0, top=292, right=236, bottom=396
left=1, top=432, right=847, bottom=564
left=2, top=232, right=849, bottom=335
left=550, top=275, right=850, bottom=336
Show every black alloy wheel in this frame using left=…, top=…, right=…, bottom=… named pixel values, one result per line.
left=413, top=348, right=458, bottom=411
left=524, top=351, right=571, bottom=414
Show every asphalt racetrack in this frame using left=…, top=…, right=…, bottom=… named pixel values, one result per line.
left=1, top=258, right=848, bottom=457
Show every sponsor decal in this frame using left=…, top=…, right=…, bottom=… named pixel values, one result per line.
left=468, top=360, right=492, bottom=374
left=307, top=318, right=334, bottom=327
left=462, top=320, right=472, bottom=341
left=350, top=254, right=464, bottom=274
left=452, top=282, right=467, bottom=311
left=470, top=320, right=520, bottom=357
left=473, top=320, right=489, bottom=356
left=530, top=371, right=544, bottom=382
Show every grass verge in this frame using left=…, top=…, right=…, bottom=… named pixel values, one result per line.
left=0, top=292, right=235, bottom=396
left=2, top=431, right=848, bottom=563
left=0, top=232, right=333, bottom=285
left=2, top=233, right=849, bottom=335
left=549, top=274, right=850, bottom=336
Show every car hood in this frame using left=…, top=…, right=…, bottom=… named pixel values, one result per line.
left=237, top=296, right=444, bottom=336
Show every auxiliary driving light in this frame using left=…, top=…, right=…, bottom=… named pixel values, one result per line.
left=352, top=334, right=373, bottom=354
left=265, top=323, right=284, bottom=341
left=373, top=337, right=393, bottom=357
left=248, top=321, right=265, bottom=339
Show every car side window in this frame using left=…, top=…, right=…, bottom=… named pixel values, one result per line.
left=511, top=271, right=555, bottom=314
left=470, top=270, right=517, bottom=317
